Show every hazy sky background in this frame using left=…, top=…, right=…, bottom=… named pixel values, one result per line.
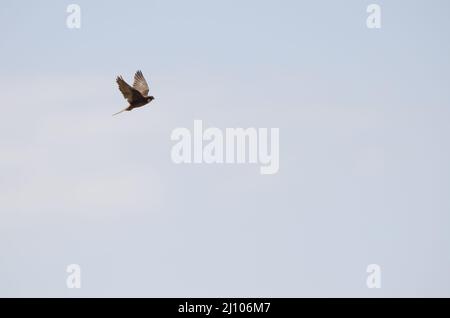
left=1, top=0, right=450, bottom=297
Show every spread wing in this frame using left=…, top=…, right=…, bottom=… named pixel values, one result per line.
left=116, top=76, right=144, bottom=103
left=133, top=70, right=149, bottom=97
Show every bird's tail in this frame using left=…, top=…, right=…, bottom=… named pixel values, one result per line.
left=112, top=108, right=127, bottom=116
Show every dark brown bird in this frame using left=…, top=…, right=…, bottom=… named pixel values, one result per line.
left=113, top=70, right=155, bottom=116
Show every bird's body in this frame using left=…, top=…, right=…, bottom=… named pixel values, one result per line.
left=113, top=70, right=154, bottom=116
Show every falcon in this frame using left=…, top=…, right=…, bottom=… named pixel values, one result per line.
left=113, top=70, right=155, bottom=116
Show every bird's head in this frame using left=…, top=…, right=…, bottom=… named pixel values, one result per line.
left=147, top=96, right=155, bottom=102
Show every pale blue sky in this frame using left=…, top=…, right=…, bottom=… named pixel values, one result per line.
left=1, top=0, right=450, bottom=297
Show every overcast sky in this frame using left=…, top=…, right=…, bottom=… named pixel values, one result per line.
left=1, top=0, right=450, bottom=297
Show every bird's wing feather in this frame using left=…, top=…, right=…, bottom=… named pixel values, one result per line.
left=116, top=76, right=143, bottom=103
left=132, top=70, right=150, bottom=96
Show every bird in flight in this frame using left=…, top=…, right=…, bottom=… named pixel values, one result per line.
left=113, top=70, right=155, bottom=116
